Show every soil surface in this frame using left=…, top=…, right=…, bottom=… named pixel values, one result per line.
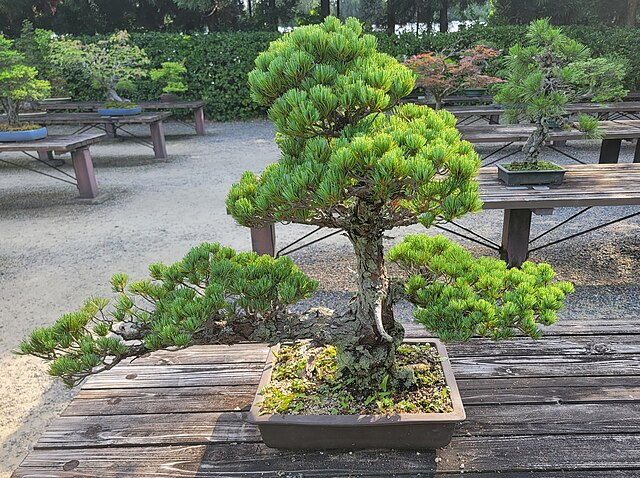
left=1, top=120, right=640, bottom=476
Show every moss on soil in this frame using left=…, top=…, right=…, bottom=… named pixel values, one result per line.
left=101, top=101, right=140, bottom=109
left=258, top=342, right=453, bottom=416
left=503, top=160, right=564, bottom=171
left=0, top=123, right=44, bottom=132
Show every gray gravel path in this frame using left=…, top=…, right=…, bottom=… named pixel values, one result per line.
left=1, top=120, right=639, bottom=475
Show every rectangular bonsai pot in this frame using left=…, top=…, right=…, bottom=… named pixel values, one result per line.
left=248, top=339, right=465, bottom=450
left=497, top=163, right=566, bottom=186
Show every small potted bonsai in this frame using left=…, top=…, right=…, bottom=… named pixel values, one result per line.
left=51, top=31, right=149, bottom=116
left=20, top=18, right=573, bottom=451
left=494, top=19, right=627, bottom=186
left=0, top=34, right=50, bottom=142
left=404, top=45, right=503, bottom=110
left=150, top=61, right=188, bottom=102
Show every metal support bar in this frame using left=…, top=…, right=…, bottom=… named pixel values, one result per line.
left=0, top=156, right=77, bottom=186
left=529, top=207, right=592, bottom=244
left=276, top=229, right=343, bottom=257
left=480, top=142, right=515, bottom=162
left=277, top=226, right=324, bottom=256
left=483, top=148, right=520, bottom=167
left=433, top=224, right=500, bottom=251
left=529, top=210, right=640, bottom=253
left=441, top=220, right=501, bottom=249
left=547, top=145, right=588, bottom=164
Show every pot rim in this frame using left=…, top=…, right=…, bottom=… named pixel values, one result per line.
left=248, top=338, right=466, bottom=426
left=497, top=163, right=567, bottom=174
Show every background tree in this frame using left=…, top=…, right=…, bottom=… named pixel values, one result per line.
left=404, top=45, right=503, bottom=109
left=0, top=34, right=50, bottom=127
left=50, top=31, right=150, bottom=102
left=495, top=19, right=627, bottom=168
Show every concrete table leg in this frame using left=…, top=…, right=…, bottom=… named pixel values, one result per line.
left=38, top=151, right=54, bottom=161
left=105, top=123, right=117, bottom=138
left=194, top=106, right=206, bottom=135
left=634, top=140, right=640, bottom=163
left=150, top=121, right=168, bottom=159
left=599, top=139, right=622, bottom=164
left=251, top=224, right=276, bottom=256
left=500, top=209, right=532, bottom=268
left=71, top=147, right=99, bottom=199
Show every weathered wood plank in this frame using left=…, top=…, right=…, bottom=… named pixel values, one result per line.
left=404, top=319, right=640, bottom=338
left=63, top=385, right=256, bottom=416
left=44, top=402, right=640, bottom=450
left=35, top=412, right=260, bottom=449
left=82, top=362, right=264, bottom=389
left=35, top=100, right=205, bottom=110
left=451, top=354, right=640, bottom=379
left=458, top=402, right=640, bottom=436
left=0, top=134, right=105, bottom=153
left=17, top=112, right=171, bottom=125
left=130, top=343, right=269, bottom=366
left=13, top=445, right=438, bottom=477
left=17, top=435, right=640, bottom=476
left=437, top=434, right=640, bottom=473
left=458, top=375, right=640, bottom=405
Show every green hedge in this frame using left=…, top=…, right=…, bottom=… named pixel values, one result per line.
left=60, top=25, right=640, bottom=121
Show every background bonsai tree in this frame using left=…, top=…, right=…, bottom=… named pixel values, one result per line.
left=404, top=45, right=503, bottom=110
left=0, top=34, right=50, bottom=130
left=20, top=18, right=573, bottom=396
left=51, top=30, right=149, bottom=103
left=494, top=19, right=627, bottom=170
left=150, top=61, right=188, bottom=99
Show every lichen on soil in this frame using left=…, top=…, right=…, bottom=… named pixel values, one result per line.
left=258, top=342, right=453, bottom=416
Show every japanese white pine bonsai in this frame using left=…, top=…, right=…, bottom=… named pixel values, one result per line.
left=495, top=18, right=627, bottom=171
left=0, top=34, right=50, bottom=132
left=21, top=18, right=572, bottom=398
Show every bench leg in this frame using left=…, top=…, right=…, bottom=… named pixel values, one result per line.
left=71, top=147, right=99, bottom=199
left=105, top=123, right=117, bottom=138
left=500, top=209, right=532, bottom=268
left=194, top=106, right=206, bottom=135
left=599, top=139, right=622, bottom=164
left=150, top=121, right=168, bottom=159
left=251, top=224, right=276, bottom=256
left=634, top=140, right=640, bottom=163
left=489, top=114, right=499, bottom=125
left=38, top=151, right=54, bottom=161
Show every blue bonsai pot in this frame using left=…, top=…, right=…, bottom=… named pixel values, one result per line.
left=97, top=106, right=142, bottom=116
left=0, top=126, right=48, bottom=142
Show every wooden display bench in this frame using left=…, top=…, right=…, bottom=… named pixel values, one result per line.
left=0, top=133, right=107, bottom=202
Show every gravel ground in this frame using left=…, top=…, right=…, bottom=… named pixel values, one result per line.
left=1, top=120, right=640, bottom=475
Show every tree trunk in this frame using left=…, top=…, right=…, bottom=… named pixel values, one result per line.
left=268, top=0, right=277, bottom=27
left=626, top=0, right=639, bottom=26
left=425, top=1, right=433, bottom=33
left=106, top=88, right=124, bottom=102
left=522, top=121, right=549, bottom=166
left=387, top=0, right=396, bottom=35
left=2, top=98, right=20, bottom=127
left=439, top=0, right=448, bottom=33
left=321, top=0, right=330, bottom=19
left=333, top=230, right=404, bottom=392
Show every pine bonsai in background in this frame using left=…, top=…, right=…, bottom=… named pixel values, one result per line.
left=495, top=18, right=627, bottom=170
left=21, top=18, right=573, bottom=397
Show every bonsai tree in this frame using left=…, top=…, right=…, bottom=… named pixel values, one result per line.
left=0, top=34, right=50, bottom=130
left=494, top=19, right=627, bottom=170
left=150, top=61, right=188, bottom=99
left=404, top=45, right=503, bottom=110
left=50, top=31, right=149, bottom=103
left=20, top=18, right=573, bottom=397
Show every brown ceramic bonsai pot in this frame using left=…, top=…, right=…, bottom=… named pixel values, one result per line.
left=248, top=338, right=465, bottom=450
left=497, top=163, right=566, bottom=186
